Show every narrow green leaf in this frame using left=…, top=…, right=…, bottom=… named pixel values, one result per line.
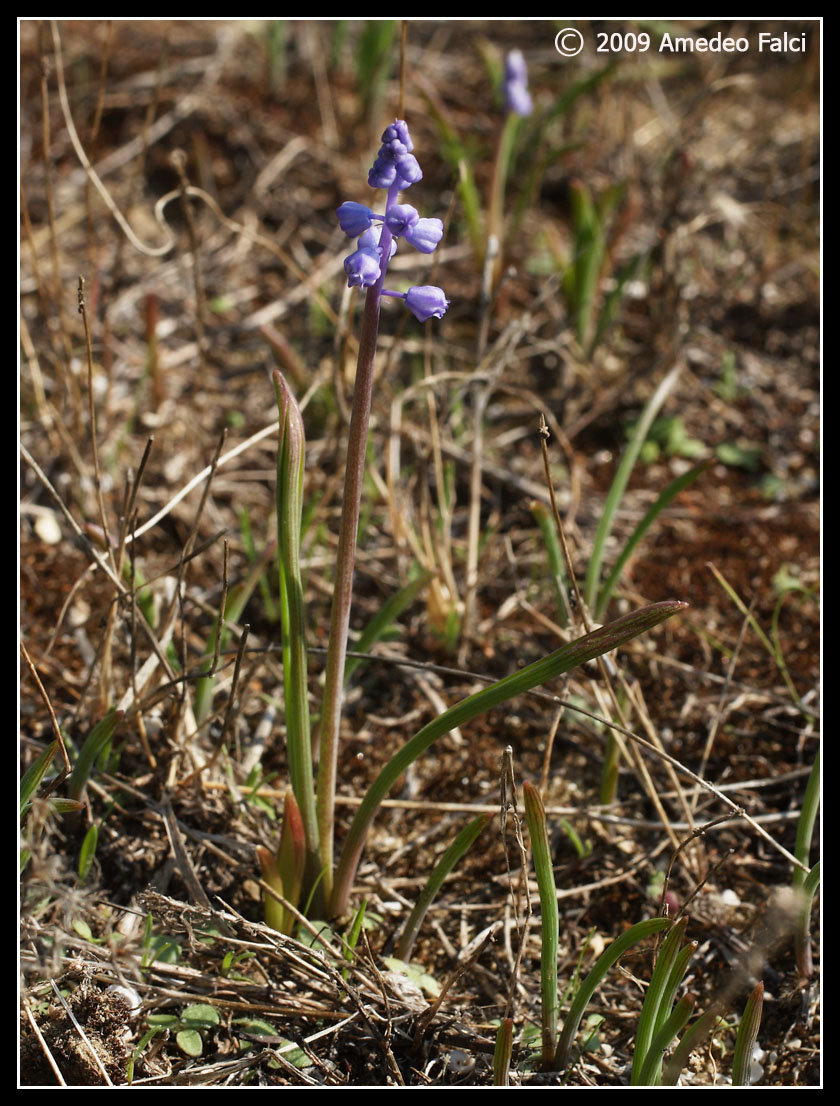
left=67, top=709, right=123, bottom=802
left=276, top=790, right=306, bottom=935
left=584, top=364, right=681, bottom=612
left=331, top=601, right=687, bottom=916
left=553, top=916, right=672, bottom=1072
left=631, top=916, right=689, bottom=1083
left=596, top=461, right=710, bottom=620
left=493, top=1018, right=514, bottom=1086
left=661, top=1006, right=723, bottom=1085
left=273, top=371, right=319, bottom=884
left=524, top=782, right=559, bottom=1067
left=732, top=982, right=764, bottom=1086
left=395, top=813, right=491, bottom=963
left=20, top=739, right=60, bottom=817
left=256, top=845, right=288, bottom=935
left=344, top=569, right=436, bottom=683
left=638, top=993, right=695, bottom=1086
left=77, top=823, right=99, bottom=882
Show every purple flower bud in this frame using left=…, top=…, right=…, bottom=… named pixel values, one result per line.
left=359, top=225, right=397, bottom=260
left=395, top=153, right=422, bottom=187
left=504, top=49, right=533, bottom=117
left=368, top=155, right=397, bottom=190
left=404, top=285, right=449, bottom=322
left=385, top=204, right=420, bottom=237
left=336, top=201, right=375, bottom=237
left=344, top=247, right=381, bottom=288
left=404, top=217, right=443, bottom=254
left=382, top=120, right=413, bottom=152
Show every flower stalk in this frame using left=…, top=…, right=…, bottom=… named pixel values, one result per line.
left=317, top=121, right=449, bottom=906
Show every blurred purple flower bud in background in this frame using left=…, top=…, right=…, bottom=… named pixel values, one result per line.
left=504, top=49, right=533, bottom=117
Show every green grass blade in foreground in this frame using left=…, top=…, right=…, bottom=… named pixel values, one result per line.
left=584, top=363, right=681, bottom=613
left=638, top=993, right=695, bottom=1086
left=330, top=600, right=687, bottom=916
left=194, top=543, right=276, bottom=723
left=493, top=1018, right=514, bottom=1087
left=630, top=916, right=689, bottom=1084
left=531, top=500, right=569, bottom=627
left=21, top=739, right=60, bottom=817
left=793, top=748, right=820, bottom=978
left=795, top=860, right=820, bottom=981
left=661, top=1006, right=723, bottom=1085
left=552, top=915, right=672, bottom=1072
left=523, top=781, right=559, bottom=1067
left=273, top=371, right=319, bottom=879
left=595, top=460, right=710, bottom=621
left=731, top=982, right=764, bottom=1086
left=67, top=708, right=123, bottom=802
left=395, top=812, right=491, bottom=962
left=344, top=569, right=436, bottom=684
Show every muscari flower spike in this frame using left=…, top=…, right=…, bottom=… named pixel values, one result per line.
left=337, top=120, right=449, bottom=318
left=503, top=49, right=533, bottom=117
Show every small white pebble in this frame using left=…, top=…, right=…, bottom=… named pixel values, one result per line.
left=447, top=1050, right=475, bottom=1075
left=106, top=984, right=143, bottom=1015
left=34, top=513, right=62, bottom=545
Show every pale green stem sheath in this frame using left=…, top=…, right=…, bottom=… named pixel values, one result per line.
left=732, top=981, right=764, bottom=1086
left=330, top=601, right=687, bottom=917
left=273, top=371, right=319, bottom=883
left=317, top=193, right=398, bottom=907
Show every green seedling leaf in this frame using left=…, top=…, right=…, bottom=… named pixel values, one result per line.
left=146, top=1014, right=179, bottom=1029
left=715, top=441, right=762, bottom=472
left=141, top=933, right=181, bottom=967
left=77, top=823, right=99, bottom=882
left=273, top=1038, right=310, bottom=1068
left=524, top=782, right=559, bottom=1067
left=732, top=982, right=764, bottom=1086
left=72, top=918, right=103, bottom=944
left=222, top=949, right=256, bottom=979
left=176, top=1029, right=204, bottom=1058
left=331, top=601, right=687, bottom=917
left=382, top=956, right=441, bottom=999
left=180, top=1004, right=220, bottom=1030
left=342, top=899, right=367, bottom=980
left=553, top=916, right=672, bottom=1072
left=67, top=709, right=123, bottom=802
left=395, top=813, right=491, bottom=962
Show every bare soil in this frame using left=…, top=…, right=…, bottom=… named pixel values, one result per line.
left=20, top=19, right=819, bottom=1087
